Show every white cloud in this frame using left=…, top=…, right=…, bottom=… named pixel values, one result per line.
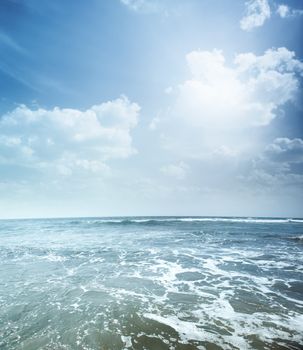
left=240, top=1, right=303, bottom=30
left=158, top=47, right=302, bottom=158
left=276, top=4, right=289, bottom=18
left=186, top=47, right=302, bottom=127
left=120, top=0, right=177, bottom=15
left=264, top=138, right=303, bottom=163
left=0, top=96, right=140, bottom=177
left=120, top=0, right=160, bottom=13
left=240, top=0, right=271, bottom=31
left=276, top=4, right=303, bottom=18
left=160, top=161, right=189, bottom=180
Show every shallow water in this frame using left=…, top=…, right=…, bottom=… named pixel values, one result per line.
left=0, top=216, right=303, bottom=350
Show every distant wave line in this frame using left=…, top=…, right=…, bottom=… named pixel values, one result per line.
left=68, top=217, right=303, bottom=225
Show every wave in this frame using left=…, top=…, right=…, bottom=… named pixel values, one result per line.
left=65, top=217, right=303, bottom=225
left=287, top=235, right=303, bottom=243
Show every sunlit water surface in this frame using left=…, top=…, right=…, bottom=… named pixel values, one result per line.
left=0, top=217, right=303, bottom=350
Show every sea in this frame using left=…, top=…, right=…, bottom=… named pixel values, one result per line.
left=0, top=216, right=303, bottom=350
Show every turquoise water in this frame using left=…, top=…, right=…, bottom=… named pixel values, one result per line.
left=0, top=217, right=302, bottom=350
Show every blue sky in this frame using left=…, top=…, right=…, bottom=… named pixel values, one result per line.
left=0, top=0, right=303, bottom=218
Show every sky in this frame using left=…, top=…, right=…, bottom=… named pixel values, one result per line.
left=0, top=0, right=303, bottom=218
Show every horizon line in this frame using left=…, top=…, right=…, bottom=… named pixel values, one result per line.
left=1, top=215, right=303, bottom=221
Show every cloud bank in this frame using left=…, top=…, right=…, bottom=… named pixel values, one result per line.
left=0, top=96, right=140, bottom=177
left=157, top=47, right=302, bottom=158
left=242, top=138, right=303, bottom=191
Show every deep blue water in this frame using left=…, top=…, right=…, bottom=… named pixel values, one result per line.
left=0, top=217, right=302, bottom=349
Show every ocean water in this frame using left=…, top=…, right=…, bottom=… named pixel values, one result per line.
left=0, top=217, right=303, bottom=350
